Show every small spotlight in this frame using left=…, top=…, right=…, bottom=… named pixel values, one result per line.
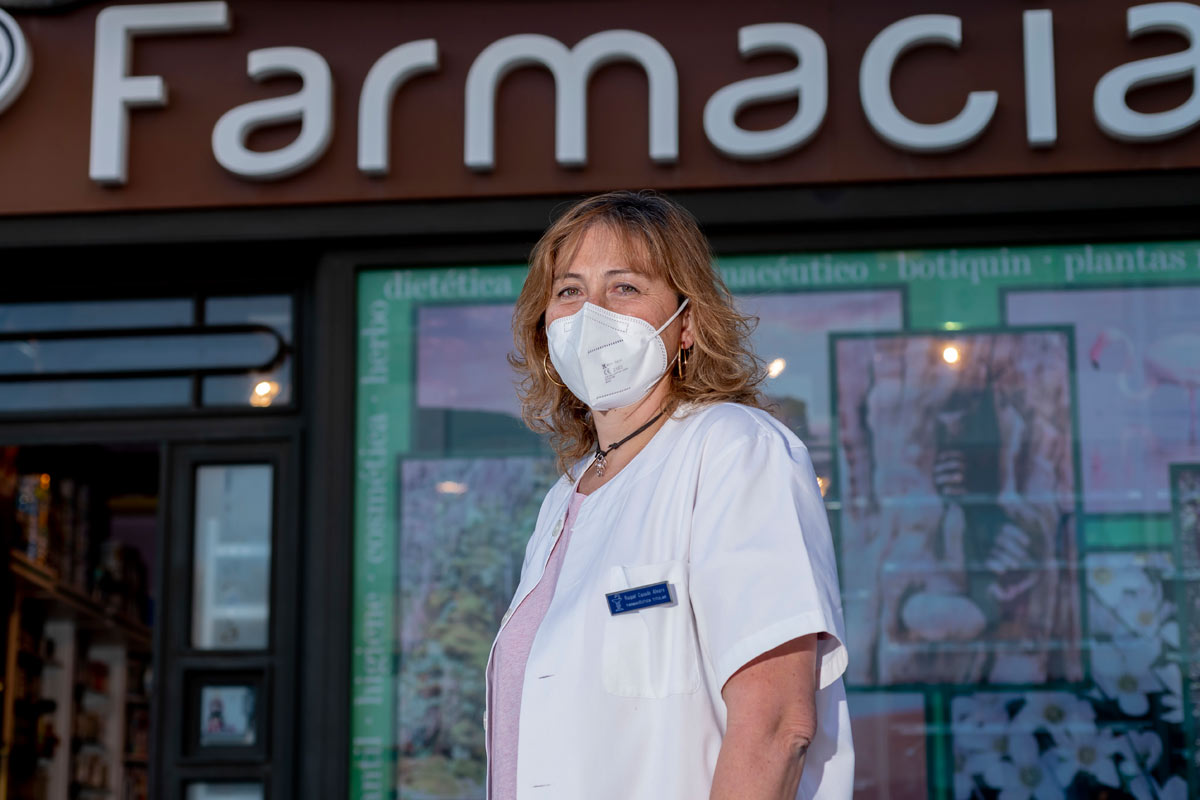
left=436, top=481, right=468, bottom=495
left=816, top=476, right=829, bottom=497
left=249, top=380, right=281, bottom=407
left=942, top=346, right=961, bottom=365
left=767, top=358, right=787, bottom=378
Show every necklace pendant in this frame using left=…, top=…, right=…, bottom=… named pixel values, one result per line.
left=594, top=452, right=607, bottom=477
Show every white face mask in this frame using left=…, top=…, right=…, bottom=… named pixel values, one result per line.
left=546, top=299, right=689, bottom=411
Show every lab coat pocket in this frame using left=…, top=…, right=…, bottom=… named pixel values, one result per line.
left=601, top=560, right=700, bottom=698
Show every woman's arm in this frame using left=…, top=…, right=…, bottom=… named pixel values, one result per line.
left=709, top=634, right=819, bottom=800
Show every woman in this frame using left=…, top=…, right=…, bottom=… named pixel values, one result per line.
left=486, top=191, right=852, bottom=799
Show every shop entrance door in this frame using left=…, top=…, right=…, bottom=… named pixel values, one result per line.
left=158, top=440, right=297, bottom=800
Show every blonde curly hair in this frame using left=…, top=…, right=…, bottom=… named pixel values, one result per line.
left=510, top=190, right=767, bottom=475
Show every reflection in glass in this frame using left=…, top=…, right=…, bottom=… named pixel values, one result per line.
left=847, top=692, right=927, bottom=799
left=1007, top=285, right=1200, bottom=513
left=397, top=457, right=557, bottom=796
left=0, top=332, right=280, bottom=375
left=0, top=378, right=191, bottom=411
left=202, top=362, right=292, bottom=409
left=0, top=295, right=294, bottom=414
left=203, top=295, right=293, bottom=408
left=192, top=465, right=273, bottom=650
left=361, top=246, right=1200, bottom=799
left=0, top=299, right=192, bottom=332
left=206, top=296, right=293, bottom=342
left=835, top=331, right=1081, bottom=687
left=742, top=290, right=904, bottom=498
left=185, top=783, right=263, bottom=800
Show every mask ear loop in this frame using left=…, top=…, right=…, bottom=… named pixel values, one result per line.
left=654, top=297, right=690, bottom=335
left=542, top=353, right=567, bottom=388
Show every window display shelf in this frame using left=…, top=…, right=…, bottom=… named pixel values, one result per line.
left=9, top=551, right=151, bottom=649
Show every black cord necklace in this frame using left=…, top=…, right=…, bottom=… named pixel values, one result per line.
left=593, top=410, right=664, bottom=478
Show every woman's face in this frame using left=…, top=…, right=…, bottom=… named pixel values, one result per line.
left=544, top=225, right=693, bottom=350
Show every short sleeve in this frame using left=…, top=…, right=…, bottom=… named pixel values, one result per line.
left=688, top=426, right=848, bottom=692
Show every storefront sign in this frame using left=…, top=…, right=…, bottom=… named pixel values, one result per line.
left=0, top=9, right=31, bottom=115
left=1, top=0, right=1199, bottom=214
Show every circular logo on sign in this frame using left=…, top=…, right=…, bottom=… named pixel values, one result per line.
left=0, top=9, right=31, bottom=115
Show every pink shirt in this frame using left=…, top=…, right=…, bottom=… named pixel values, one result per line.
left=488, top=490, right=587, bottom=800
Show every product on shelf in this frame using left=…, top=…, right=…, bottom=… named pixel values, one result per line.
left=36, top=714, right=59, bottom=759
left=125, top=708, right=150, bottom=757
left=16, top=473, right=52, bottom=566
left=71, top=483, right=92, bottom=591
left=74, top=710, right=103, bottom=742
left=80, top=660, right=110, bottom=696
left=6, top=613, right=59, bottom=794
left=72, top=751, right=109, bottom=790
left=124, top=766, right=148, bottom=800
left=93, top=540, right=146, bottom=621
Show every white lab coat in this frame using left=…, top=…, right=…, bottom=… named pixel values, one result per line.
left=485, top=402, right=854, bottom=799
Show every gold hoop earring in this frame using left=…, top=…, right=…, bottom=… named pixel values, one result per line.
left=543, top=354, right=567, bottom=388
left=675, top=346, right=692, bottom=380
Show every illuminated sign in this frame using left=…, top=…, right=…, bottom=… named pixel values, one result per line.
left=80, top=1, right=1200, bottom=185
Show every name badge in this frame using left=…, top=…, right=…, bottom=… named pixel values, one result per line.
left=606, top=581, right=673, bottom=615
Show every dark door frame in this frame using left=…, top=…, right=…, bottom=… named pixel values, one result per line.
left=161, top=438, right=299, bottom=800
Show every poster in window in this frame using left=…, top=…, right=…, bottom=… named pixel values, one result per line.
left=740, top=289, right=904, bottom=484
left=1006, top=286, right=1200, bottom=514
left=415, top=303, right=542, bottom=454
left=1173, top=464, right=1200, bottom=783
left=396, top=455, right=557, bottom=798
left=834, top=329, right=1082, bottom=686
left=950, top=549, right=1184, bottom=798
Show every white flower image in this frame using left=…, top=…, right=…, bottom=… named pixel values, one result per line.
left=952, top=694, right=1016, bottom=752
left=1086, top=552, right=1177, bottom=645
left=1113, top=583, right=1178, bottom=648
left=951, top=694, right=1015, bottom=800
left=1128, top=774, right=1188, bottom=800
left=1086, top=555, right=1156, bottom=609
left=1050, top=727, right=1123, bottom=788
left=1091, top=641, right=1159, bottom=716
left=954, top=748, right=1007, bottom=800
left=1116, top=730, right=1163, bottom=777
left=1011, top=692, right=1095, bottom=741
left=1086, top=588, right=1126, bottom=640
left=1155, top=663, right=1184, bottom=724
left=982, top=734, right=1060, bottom=800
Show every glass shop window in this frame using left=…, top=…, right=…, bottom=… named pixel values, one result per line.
left=352, top=242, right=1200, bottom=800
left=191, top=464, right=274, bottom=650
left=0, top=295, right=294, bottom=414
